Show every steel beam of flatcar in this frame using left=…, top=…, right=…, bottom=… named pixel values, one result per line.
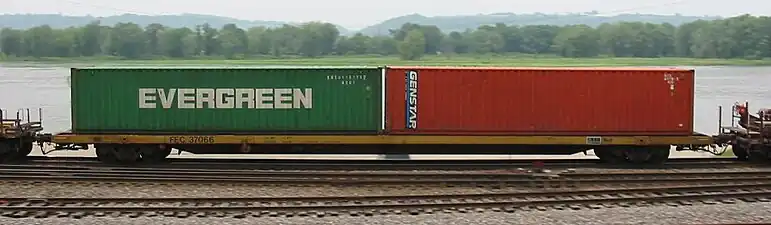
left=51, top=134, right=715, bottom=146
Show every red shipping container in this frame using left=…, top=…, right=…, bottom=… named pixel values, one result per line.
left=384, top=66, right=695, bottom=136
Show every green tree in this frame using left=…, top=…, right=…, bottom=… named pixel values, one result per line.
left=468, top=29, right=505, bottom=54
left=200, top=23, right=220, bottom=56
left=391, top=23, right=443, bottom=54
left=0, top=28, right=24, bottom=57
left=519, top=25, right=560, bottom=54
left=144, top=23, right=166, bottom=56
left=397, top=29, right=426, bottom=60
left=219, top=24, right=248, bottom=59
left=23, top=25, right=57, bottom=58
left=336, top=33, right=371, bottom=55
left=298, top=22, right=340, bottom=57
left=552, top=25, right=600, bottom=57
left=78, top=21, right=105, bottom=57
left=103, top=23, right=146, bottom=59
left=246, top=27, right=271, bottom=55
left=159, top=27, right=193, bottom=58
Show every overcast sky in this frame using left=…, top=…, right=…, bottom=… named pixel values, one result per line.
left=4, top=0, right=770, bottom=29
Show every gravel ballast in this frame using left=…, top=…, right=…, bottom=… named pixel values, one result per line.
left=0, top=182, right=547, bottom=198
left=1, top=201, right=770, bottom=224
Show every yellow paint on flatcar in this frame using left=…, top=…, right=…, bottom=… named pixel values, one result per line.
left=51, top=134, right=714, bottom=146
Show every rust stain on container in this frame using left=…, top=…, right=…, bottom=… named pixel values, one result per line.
left=385, top=66, right=695, bottom=136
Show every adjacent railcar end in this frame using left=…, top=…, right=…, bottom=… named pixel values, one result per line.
left=0, top=108, right=45, bottom=162
left=710, top=101, right=771, bottom=161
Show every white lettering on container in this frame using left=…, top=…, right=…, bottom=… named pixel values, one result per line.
left=274, top=88, right=292, bottom=109
left=138, top=88, right=313, bottom=109
left=138, top=88, right=156, bottom=108
left=158, top=88, right=176, bottom=109
left=405, top=70, right=418, bottom=129
left=255, top=89, right=273, bottom=109
left=216, top=89, right=235, bottom=108
left=293, top=88, right=312, bottom=108
left=177, top=88, right=195, bottom=109
left=235, top=89, right=255, bottom=109
left=196, top=88, right=215, bottom=108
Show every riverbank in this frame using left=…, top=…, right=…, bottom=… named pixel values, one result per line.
left=2, top=55, right=771, bottom=67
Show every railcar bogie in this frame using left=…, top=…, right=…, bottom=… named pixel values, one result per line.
left=92, top=144, right=172, bottom=164
left=593, top=145, right=671, bottom=164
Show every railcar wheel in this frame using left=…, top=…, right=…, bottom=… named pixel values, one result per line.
left=593, top=148, right=610, bottom=162
left=0, top=142, right=13, bottom=162
left=594, top=148, right=627, bottom=164
left=15, top=142, right=33, bottom=158
left=95, top=144, right=119, bottom=163
left=623, top=146, right=670, bottom=165
left=595, top=146, right=669, bottom=165
left=623, top=146, right=652, bottom=164
left=747, top=144, right=770, bottom=162
left=114, top=146, right=140, bottom=163
left=139, top=146, right=171, bottom=162
left=731, top=144, right=749, bottom=161
left=645, top=146, right=671, bottom=165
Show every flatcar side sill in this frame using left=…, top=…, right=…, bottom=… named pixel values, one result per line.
left=49, top=134, right=715, bottom=146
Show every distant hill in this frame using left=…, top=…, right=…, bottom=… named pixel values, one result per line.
left=0, top=13, right=352, bottom=34
left=357, top=13, right=723, bottom=36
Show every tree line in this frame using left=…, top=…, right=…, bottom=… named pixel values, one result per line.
left=1, top=14, right=770, bottom=60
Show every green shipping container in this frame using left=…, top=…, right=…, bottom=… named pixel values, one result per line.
left=70, top=67, right=383, bottom=134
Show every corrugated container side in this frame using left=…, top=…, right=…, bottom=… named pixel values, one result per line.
left=71, top=67, right=382, bottom=134
left=385, top=66, right=695, bottom=135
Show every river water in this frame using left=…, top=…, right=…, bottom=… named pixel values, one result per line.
left=2, top=64, right=770, bottom=159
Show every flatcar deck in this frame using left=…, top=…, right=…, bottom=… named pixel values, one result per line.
left=50, top=133, right=715, bottom=146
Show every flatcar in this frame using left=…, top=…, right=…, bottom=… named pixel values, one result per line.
left=1, top=66, right=750, bottom=165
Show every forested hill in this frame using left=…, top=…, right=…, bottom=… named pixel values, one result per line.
left=0, top=13, right=720, bottom=36
left=357, top=13, right=721, bottom=36
left=0, top=13, right=352, bottom=34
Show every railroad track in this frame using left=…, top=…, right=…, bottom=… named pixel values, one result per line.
left=2, top=166, right=771, bottom=188
left=7, top=156, right=759, bottom=171
left=3, top=182, right=771, bottom=218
